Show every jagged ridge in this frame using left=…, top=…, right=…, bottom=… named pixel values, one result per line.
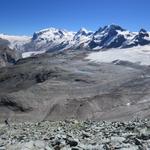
left=0, top=25, right=150, bottom=54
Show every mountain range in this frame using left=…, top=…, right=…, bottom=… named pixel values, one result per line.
left=0, top=25, right=150, bottom=58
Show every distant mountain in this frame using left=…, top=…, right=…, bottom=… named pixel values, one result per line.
left=124, top=29, right=150, bottom=48
left=89, top=25, right=126, bottom=49
left=0, top=34, right=31, bottom=51
left=72, top=28, right=93, bottom=49
left=0, top=25, right=150, bottom=56
left=23, top=28, right=75, bottom=52
left=88, top=25, right=150, bottom=49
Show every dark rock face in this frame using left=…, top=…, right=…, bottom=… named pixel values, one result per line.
left=0, top=45, right=20, bottom=68
left=89, top=25, right=127, bottom=49
left=32, top=32, right=38, bottom=40
left=105, top=34, right=126, bottom=48
left=47, top=42, right=69, bottom=52
left=89, top=26, right=150, bottom=49
left=0, top=96, right=32, bottom=112
left=67, top=140, right=78, bottom=147
left=135, top=29, right=150, bottom=46
left=124, top=29, right=150, bottom=48
left=108, top=24, right=126, bottom=31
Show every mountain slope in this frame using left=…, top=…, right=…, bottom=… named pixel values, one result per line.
left=0, top=25, right=150, bottom=56
left=1, top=51, right=150, bottom=122
left=23, top=28, right=75, bottom=52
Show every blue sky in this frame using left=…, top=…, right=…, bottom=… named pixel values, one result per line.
left=0, top=0, right=150, bottom=35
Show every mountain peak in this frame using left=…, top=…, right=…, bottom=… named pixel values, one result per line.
left=36, top=27, right=59, bottom=33
left=95, top=24, right=126, bottom=35
left=138, top=28, right=149, bottom=38
left=75, top=28, right=93, bottom=38
left=139, top=28, right=147, bottom=33
left=1, top=25, right=150, bottom=53
left=77, top=28, right=93, bottom=34
left=79, top=28, right=88, bottom=32
left=106, top=24, right=125, bottom=31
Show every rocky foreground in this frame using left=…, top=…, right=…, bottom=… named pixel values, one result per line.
left=0, top=120, right=150, bottom=150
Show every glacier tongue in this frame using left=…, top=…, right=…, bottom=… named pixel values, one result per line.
left=86, top=45, right=150, bottom=66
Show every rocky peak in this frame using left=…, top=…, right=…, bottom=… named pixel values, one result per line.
left=138, top=28, right=149, bottom=37
left=89, top=25, right=127, bottom=49
left=99, top=24, right=125, bottom=33
left=75, top=28, right=93, bottom=37
left=109, top=24, right=125, bottom=31
left=94, top=24, right=126, bottom=37
left=139, top=28, right=147, bottom=33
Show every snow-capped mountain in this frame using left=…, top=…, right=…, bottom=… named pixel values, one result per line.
left=72, top=28, right=93, bottom=49
left=91, top=25, right=150, bottom=50
left=124, top=29, right=150, bottom=48
left=89, top=25, right=126, bottom=49
left=23, top=28, right=75, bottom=52
left=0, top=25, right=150, bottom=56
left=22, top=27, right=94, bottom=52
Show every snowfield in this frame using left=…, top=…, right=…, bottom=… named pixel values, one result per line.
left=22, top=50, right=46, bottom=58
left=86, top=45, right=150, bottom=66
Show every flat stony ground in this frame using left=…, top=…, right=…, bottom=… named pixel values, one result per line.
left=0, top=50, right=150, bottom=122
left=0, top=119, right=150, bottom=150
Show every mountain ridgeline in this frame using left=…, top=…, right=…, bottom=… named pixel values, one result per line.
left=0, top=25, right=150, bottom=53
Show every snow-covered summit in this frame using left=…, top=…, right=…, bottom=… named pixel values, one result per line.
left=25, top=28, right=75, bottom=52
left=76, top=28, right=93, bottom=35
left=1, top=25, right=150, bottom=54
left=32, top=28, right=75, bottom=41
left=89, top=25, right=150, bottom=49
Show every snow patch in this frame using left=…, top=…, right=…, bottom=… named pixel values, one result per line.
left=126, top=103, right=131, bottom=106
left=22, top=50, right=46, bottom=58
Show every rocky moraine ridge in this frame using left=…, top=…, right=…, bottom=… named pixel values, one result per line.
left=1, top=119, right=150, bottom=150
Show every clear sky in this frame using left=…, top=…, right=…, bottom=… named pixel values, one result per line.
left=0, top=0, right=150, bottom=35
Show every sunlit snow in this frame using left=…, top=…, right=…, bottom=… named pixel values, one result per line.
left=22, top=50, right=46, bottom=58
left=86, top=45, right=150, bottom=65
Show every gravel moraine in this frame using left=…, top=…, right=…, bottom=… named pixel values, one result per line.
left=1, top=119, right=150, bottom=150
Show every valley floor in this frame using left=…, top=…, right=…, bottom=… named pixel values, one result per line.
left=1, top=50, right=150, bottom=122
